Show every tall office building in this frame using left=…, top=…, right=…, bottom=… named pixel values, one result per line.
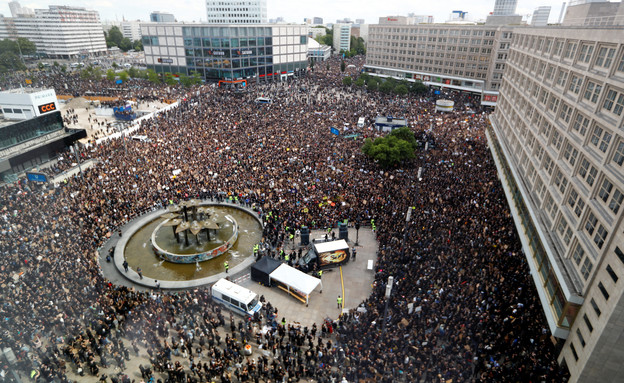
left=150, top=11, right=175, bottom=23
left=333, top=23, right=351, bottom=54
left=141, top=23, right=308, bottom=82
left=0, top=4, right=106, bottom=58
left=487, top=11, right=624, bottom=382
left=493, top=0, right=518, bottom=16
left=205, top=0, right=267, bottom=24
left=365, top=16, right=512, bottom=106
left=103, top=20, right=142, bottom=42
left=312, top=17, right=323, bottom=25
left=532, top=6, right=552, bottom=26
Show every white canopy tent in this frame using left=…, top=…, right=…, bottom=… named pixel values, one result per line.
left=269, top=264, right=323, bottom=305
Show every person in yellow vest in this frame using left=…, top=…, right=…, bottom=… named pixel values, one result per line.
left=224, top=261, right=229, bottom=273
left=253, top=244, right=260, bottom=258
left=337, top=295, right=342, bottom=309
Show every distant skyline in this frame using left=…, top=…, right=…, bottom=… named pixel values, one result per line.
left=1, top=0, right=580, bottom=24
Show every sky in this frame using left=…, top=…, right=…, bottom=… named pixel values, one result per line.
left=1, top=0, right=578, bottom=24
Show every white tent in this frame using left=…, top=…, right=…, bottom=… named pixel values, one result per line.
left=269, top=264, right=322, bottom=305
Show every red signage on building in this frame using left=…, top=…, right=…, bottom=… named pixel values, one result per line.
left=38, top=102, right=56, bottom=114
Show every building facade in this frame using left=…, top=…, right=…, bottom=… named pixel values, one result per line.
left=364, top=16, right=512, bottom=105
left=205, top=0, right=267, bottom=24
left=562, top=1, right=624, bottom=26
left=103, top=20, right=142, bottom=42
left=150, top=12, right=175, bottom=23
left=0, top=88, right=85, bottom=183
left=333, top=23, right=351, bottom=53
left=121, top=20, right=142, bottom=41
left=307, top=38, right=330, bottom=62
left=0, top=5, right=106, bottom=58
left=493, top=0, right=518, bottom=16
left=531, top=6, right=552, bottom=26
left=141, top=23, right=308, bottom=82
left=488, top=26, right=624, bottom=382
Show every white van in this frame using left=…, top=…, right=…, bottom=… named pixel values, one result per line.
left=131, top=135, right=150, bottom=142
left=255, top=97, right=272, bottom=104
left=70, top=62, right=80, bottom=68
left=357, top=117, right=366, bottom=128
left=211, top=278, right=263, bottom=317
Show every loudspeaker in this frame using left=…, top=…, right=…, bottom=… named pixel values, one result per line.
left=300, top=226, right=310, bottom=246
left=338, top=222, right=348, bottom=240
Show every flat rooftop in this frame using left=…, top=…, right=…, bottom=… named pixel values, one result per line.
left=0, top=87, right=47, bottom=95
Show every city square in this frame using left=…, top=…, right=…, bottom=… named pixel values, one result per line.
left=0, top=1, right=623, bottom=382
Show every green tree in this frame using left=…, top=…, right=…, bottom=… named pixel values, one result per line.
left=354, top=76, right=365, bottom=87
left=0, top=39, right=19, bottom=55
left=342, top=76, right=352, bottom=86
left=410, top=81, right=428, bottom=95
left=190, top=70, right=202, bottom=85
left=111, top=62, right=119, bottom=69
left=127, top=66, right=140, bottom=78
left=133, top=39, right=143, bottom=51
left=164, top=73, right=178, bottom=86
left=106, top=26, right=123, bottom=48
left=380, top=80, right=395, bottom=94
left=179, top=73, right=193, bottom=87
left=118, top=71, right=129, bottom=82
left=361, top=127, right=417, bottom=168
left=147, top=69, right=160, bottom=84
left=80, top=66, right=103, bottom=80
left=37, top=62, right=45, bottom=70
left=349, top=36, right=366, bottom=56
left=119, top=37, right=132, bottom=52
left=0, top=51, right=25, bottom=73
left=106, top=69, right=116, bottom=81
left=394, top=84, right=408, bottom=95
left=16, top=37, right=36, bottom=56
left=388, top=126, right=418, bottom=151
left=367, top=80, right=378, bottom=92
left=340, top=60, right=345, bottom=72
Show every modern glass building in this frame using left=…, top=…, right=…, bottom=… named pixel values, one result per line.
left=141, top=23, right=309, bottom=82
left=0, top=111, right=86, bottom=182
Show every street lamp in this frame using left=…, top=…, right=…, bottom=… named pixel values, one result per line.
left=71, top=144, right=83, bottom=181
left=382, top=275, right=394, bottom=334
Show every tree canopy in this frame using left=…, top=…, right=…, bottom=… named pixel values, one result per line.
left=105, top=26, right=142, bottom=52
left=361, top=127, right=418, bottom=168
left=0, top=51, right=25, bottom=73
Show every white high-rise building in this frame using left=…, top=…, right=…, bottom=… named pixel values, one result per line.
left=205, top=0, right=267, bottom=24
left=333, top=23, right=351, bottom=54
left=531, top=6, right=552, bottom=26
left=121, top=20, right=142, bottom=42
left=8, top=1, right=21, bottom=17
left=493, top=0, right=518, bottom=16
left=0, top=3, right=106, bottom=58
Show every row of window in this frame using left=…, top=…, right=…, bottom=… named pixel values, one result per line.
left=497, top=100, right=623, bottom=265
left=513, top=34, right=624, bottom=75
left=370, top=27, right=498, bottom=37
left=569, top=246, right=623, bottom=363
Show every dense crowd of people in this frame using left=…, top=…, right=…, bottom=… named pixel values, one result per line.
left=0, top=56, right=569, bottom=382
